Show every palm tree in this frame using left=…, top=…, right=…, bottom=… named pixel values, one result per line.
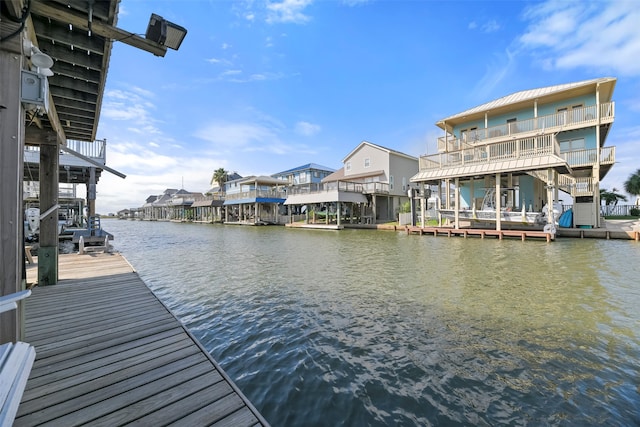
left=212, top=168, right=228, bottom=194
left=600, top=187, right=627, bottom=215
left=624, top=168, right=640, bottom=205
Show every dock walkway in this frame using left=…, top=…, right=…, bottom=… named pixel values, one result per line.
left=17, top=253, right=269, bottom=426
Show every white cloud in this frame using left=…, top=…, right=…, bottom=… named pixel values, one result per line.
left=295, top=121, right=321, bottom=136
left=482, top=20, right=500, bottom=33
left=266, top=0, right=313, bottom=24
left=519, top=1, right=640, bottom=76
left=193, top=122, right=278, bottom=150
left=207, top=57, right=232, bottom=66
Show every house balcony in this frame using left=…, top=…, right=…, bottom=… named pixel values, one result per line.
left=286, top=181, right=390, bottom=196
left=24, top=139, right=107, bottom=167
left=437, top=102, right=615, bottom=152
left=224, top=189, right=287, bottom=201
left=420, top=134, right=561, bottom=171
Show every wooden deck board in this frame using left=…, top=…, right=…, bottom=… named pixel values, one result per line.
left=17, top=253, right=270, bottom=426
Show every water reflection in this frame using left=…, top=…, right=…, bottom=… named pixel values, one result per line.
left=106, top=220, right=640, bottom=426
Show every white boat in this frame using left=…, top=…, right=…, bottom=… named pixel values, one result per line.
left=437, top=188, right=561, bottom=226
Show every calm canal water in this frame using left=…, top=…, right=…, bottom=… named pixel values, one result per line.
left=104, top=219, right=640, bottom=426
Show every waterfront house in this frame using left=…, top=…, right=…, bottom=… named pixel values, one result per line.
left=140, top=189, right=178, bottom=221
left=223, top=176, right=288, bottom=225
left=271, top=163, right=335, bottom=186
left=284, top=141, right=419, bottom=225
left=167, top=189, right=204, bottom=222
left=411, top=77, right=616, bottom=231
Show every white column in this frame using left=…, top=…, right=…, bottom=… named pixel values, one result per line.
left=496, top=173, right=501, bottom=231
left=454, top=178, right=460, bottom=229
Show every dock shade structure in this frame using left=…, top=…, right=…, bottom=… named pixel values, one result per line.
left=1, top=0, right=187, bottom=343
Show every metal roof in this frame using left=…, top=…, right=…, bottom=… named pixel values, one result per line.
left=438, top=77, right=617, bottom=127
left=342, top=141, right=418, bottom=163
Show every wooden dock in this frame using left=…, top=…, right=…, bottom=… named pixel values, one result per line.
left=405, top=226, right=553, bottom=242
left=17, top=253, right=269, bottom=426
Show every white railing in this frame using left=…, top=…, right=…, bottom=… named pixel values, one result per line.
left=286, top=180, right=390, bottom=195
left=562, top=146, right=615, bottom=167
left=574, top=177, right=594, bottom=196
left=224, top=189, right=287, bottom=200
left=421, top=134, right=557, bottom=170
left=437, top=102, right=614, bottom=152
left=24, top=139, right=107, bottom=163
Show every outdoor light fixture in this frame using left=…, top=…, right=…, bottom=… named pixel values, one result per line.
left=23, top=40, right=54, bottom=76
left=145, top=14, right=187, bottom=50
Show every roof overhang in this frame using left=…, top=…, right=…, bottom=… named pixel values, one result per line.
left=411, top=155, right=571, bottom=182
left=436, top=77, right=617, bottom=132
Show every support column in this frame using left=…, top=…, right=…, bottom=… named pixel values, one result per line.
left=547, top=168, right=555, bottom=226
left=419, top=183, right=426, bottom=227
left=496, top=173, right=502, bottom=231
left=337, top=203, right=342, bottom=227
left=38, top=143, right=60, bottom=286
left=454, top=177, right=460, bottom=230
left=0, top=49, right=25, bottom=342
left=87, top=167, right=96, bottom=217
left=594, top=84, right=602, bottom=228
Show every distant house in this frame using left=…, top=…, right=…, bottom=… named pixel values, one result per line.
left=140, top=189, right=178, bottom=220
left=411, top=77, right=617, bottom=230
left=271, top=163, right=335, bottom=186
left=167, top=189, right=204, bottom=222
left=139, top=188, right=203, bottom=221
left=284, top=141, right=419, bottom=225
left=223, top=176, right=288, bottom=225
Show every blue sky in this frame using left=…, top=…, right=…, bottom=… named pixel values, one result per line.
left=95, top=0, right=640, bottom=213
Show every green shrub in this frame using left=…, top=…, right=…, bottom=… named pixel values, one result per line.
left=630, top=207, right=640, bottom=216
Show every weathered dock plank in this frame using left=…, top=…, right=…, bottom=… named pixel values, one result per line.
left=17, top=253, right=269, bottom=426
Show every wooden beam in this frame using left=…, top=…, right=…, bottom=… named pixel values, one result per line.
left=31, top=1, right=168, bottom=57
left=37, top=41, right=105, bottom=71
left=3, top=0, right=25, bottom=19
left=32, top=18, right=107, bottom=55
left=0, top=50, right=25, bottom=343
left=38, top=143, right=60, bottom=286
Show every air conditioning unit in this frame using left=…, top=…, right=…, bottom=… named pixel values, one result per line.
left=21, top=69, right=50, bottom=112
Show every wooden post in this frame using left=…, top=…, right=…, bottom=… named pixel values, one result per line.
left=496, top=173, right=502, bottom=231
left=454, top=177, right=460, bottom=230
left=0, top=48, right=25, bottom=343
left=38, top=143, right=60, bottom=286
left=87, top=167, right=96, bottom=217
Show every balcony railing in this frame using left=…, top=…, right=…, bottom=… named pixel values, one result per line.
left=286, top=180, right=390, bottom=196
left=24, top=139, right=107, bottom=164
left=224, top=189, right=287, bottom=200
left=437, top=102, right=615, bottom=152
left=562, top=146, right=615, bottom=167
left=420, top=134, right=558, bottom=170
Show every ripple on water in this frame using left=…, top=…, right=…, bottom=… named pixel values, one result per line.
left=106, top=220, right=640, bottom=426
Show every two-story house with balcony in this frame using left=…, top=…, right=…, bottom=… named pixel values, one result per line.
left=284, top=141, right=419, bottom=226
left=411, top=77, right=616, bottom=231
left=272, top=163, right=335, bottom=186
left=223, top=176, right=288, bottom=225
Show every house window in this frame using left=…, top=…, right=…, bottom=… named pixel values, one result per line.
left=364, top=158, right=370, bottom=168
left=460, top=127, right=479, bottom=142
left=402, top=177, right=407, bottom=191
left=559, top=138, right=585, bottom=153
left=346, top=161, right=351, bottom=172
left=558, top=104, right=584, bottom=123
left=506, top=118, right=517, bottom=134
left=390, top=175, right=394, bottom=190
